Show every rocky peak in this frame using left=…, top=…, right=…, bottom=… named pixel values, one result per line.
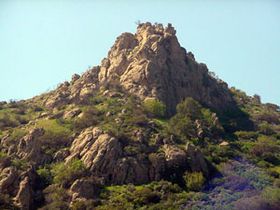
left=98, top=22, right=235, bottom=114
left=43, top=22, right=235, bottom=115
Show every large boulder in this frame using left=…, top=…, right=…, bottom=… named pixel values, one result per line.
left=16, top=128, right=45, bottom=159
left=0, top=166, right=37, bottom=209
left=66, top=127, right=123, bottom=184
left=70, top=177, right=100, bottom=202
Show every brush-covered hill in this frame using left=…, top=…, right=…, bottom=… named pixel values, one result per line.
left=0, top=23, right=279, bottom=210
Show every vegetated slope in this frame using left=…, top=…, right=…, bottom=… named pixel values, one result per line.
left=0, top=23, right=279, bottom=210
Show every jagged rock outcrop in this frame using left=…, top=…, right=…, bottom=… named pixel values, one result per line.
left=100, top=22, right=235, bottom=115
left=63, top=107, right=82, bottom=119
left=0, top=166, right=37, bottom=209
left=70, top=177, right=100, bottom=204
left=65, top=127, right=123, bottom=183
left=43, top=67, right=100, bottom=107
left=14, top=177, right=32, bottom=210
left=65, top=127, right=209, bottom=185
left=0, top=167, right=17, bottom=193
left=41, top=22, right=235, bottom=115
left=16, top=128, right=45, bottom=162
left=1, top=128, right=47, bottom=166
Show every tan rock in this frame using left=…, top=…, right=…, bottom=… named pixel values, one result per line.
left=66, top=127, right=123, bottom=183
left=70, top=178, right=100, bottom=200
left=37, top=22, right=235, bottom=115
left=14, top=177, right=32, bottom=210
left=71, top=73, right=80, bottom=83
left=96, top=22, right=235, bottom=115
left=219, top=141, right=229, bottom=146
left=65, top=127, right=211, bottom=185
left=53, top=148, right=70, bottom=162
left=0, top=167, right=17, bottom=192
left=63, top=108, right=81, bottom=119
left=16, top=128, right=45, bottom=165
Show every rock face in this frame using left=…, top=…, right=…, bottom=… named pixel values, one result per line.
left=65, top=127, right=123, bottom=183
left=1, top=128, right=47, bottom=166
left=0, top=166, right=36, bottom=209
left=41, top=22, right=235, bottom=115
left=16, top=128, right=45, bottom=162
left=99, top=22, right=235, bottom=115
left=14, top=177, right=32, bottom=210
left=65, top=127, right=209, bottom=185
left=0, top=167, right=17, bottom=193
left=70, top=177, right=100, bottom=204
left=42, top=67, right=100, bottom=108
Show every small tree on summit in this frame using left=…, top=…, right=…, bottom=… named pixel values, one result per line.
left=135, top=20, right=141, bottom=26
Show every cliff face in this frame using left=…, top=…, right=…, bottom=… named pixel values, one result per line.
left=43, top=22, right=235, bottom=115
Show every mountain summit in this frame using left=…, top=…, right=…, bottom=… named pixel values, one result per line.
left=42, top=22, right=234, bottom=115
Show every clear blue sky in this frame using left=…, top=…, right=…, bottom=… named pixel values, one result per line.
left=0, top=0, right=279, bottom=105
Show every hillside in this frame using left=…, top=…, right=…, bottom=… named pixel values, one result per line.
left=0, top=23, right=279, bottom=210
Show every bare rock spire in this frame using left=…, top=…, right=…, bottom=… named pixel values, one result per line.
left=43, top=22, right=235, bottom=115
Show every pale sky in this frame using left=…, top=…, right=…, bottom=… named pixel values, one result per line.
left=0, top=0, right=279, bottom=105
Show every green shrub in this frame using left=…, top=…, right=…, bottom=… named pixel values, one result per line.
left=169, top=115, right=196, bottom=141
left=10, top=128, right=28, bottom=141
left=176, top=98, right=202, bottom=120
left=51, top=159, right=86, bottom=187
left=0, top=113, right=19, bottom=128
left=36, top=119, right=72, bottom=154
left=261, top=187, right=280, bottom=208
left=168, top=98, right=207, bottom=141
left=73, top=107, right=99, bottom=131
left=250, top=136, right=280, bottom=165
left=143, top=98, right=166, bottom=118
left=36, top=119, right=71, bottom=139
left=234, top=131, right=258, bottom=140
left=205, top=144, right=237, bottom=164
left=149, top=180, right=182, bottom=194
left=258, top=122, right=275, bottom=135
left=11, top=159, right=28, bottom=170
left=0, top=151, right=7, bottom=159
left=37, top=167, right=52, bottom=186
left=99, top=181, right=184, bottom=209
left=43, top=185, right=69, bottom=210
left=33, top=106, right=44, bottom=112
left=71, top=199, right=99, bottom=210
left=184, top=172, right=205, bottom=191
left=133, top=188, right=160, bottom=205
